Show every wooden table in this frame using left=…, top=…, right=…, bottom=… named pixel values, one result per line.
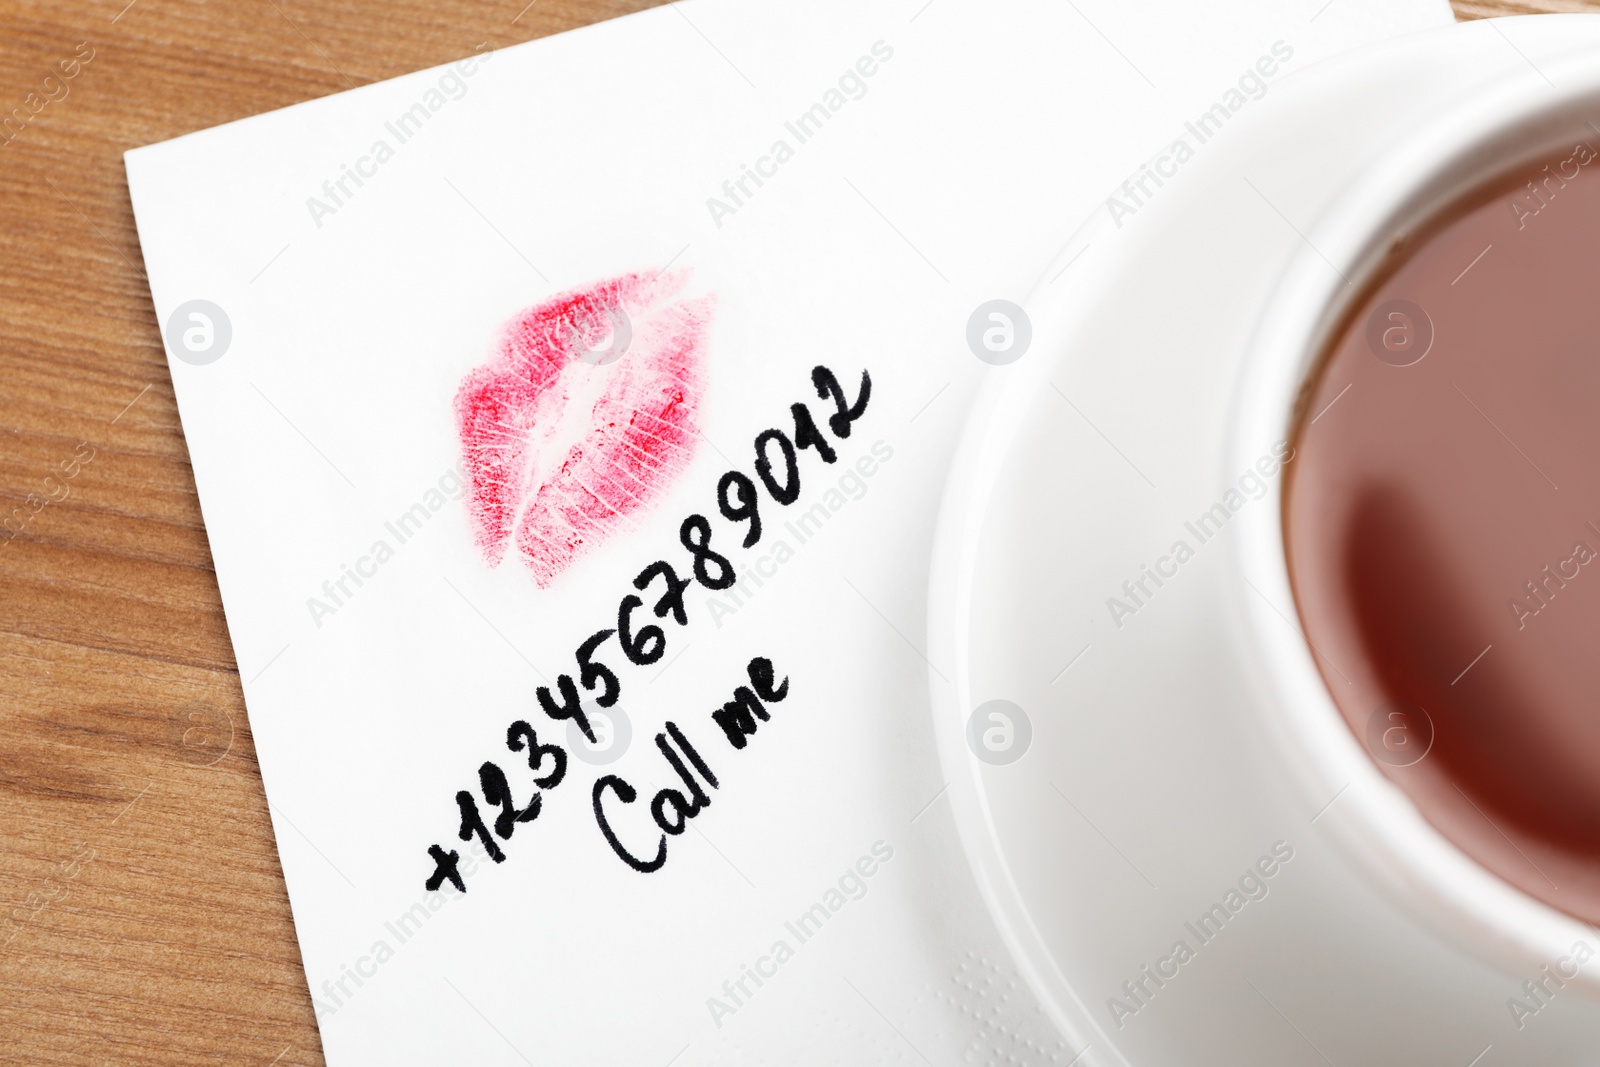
left=0, top=0, right=1579, bottom=1062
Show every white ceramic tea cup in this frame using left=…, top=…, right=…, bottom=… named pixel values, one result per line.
left=929, top=15, right=1600, bottom=1065
left=1229, top=20, right=1600, bottom=1004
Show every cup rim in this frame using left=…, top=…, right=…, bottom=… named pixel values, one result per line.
left=1227, top=27, right=1600, bottom=983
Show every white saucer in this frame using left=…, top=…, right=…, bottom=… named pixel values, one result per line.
left=929, top=16, right=1600, bottom=1065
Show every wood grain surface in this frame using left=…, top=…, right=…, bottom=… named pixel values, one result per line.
left=0, top=0, right=1585, bottom=1063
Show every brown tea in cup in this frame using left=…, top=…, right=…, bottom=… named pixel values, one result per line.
left=1285, top=138, right=1600, bottom=924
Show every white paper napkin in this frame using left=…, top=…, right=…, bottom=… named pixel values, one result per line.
left=125, top=0, right=1453, bottom=1062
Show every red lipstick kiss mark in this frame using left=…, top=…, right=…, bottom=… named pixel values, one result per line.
left=455, top=271, right=713, bottom=587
